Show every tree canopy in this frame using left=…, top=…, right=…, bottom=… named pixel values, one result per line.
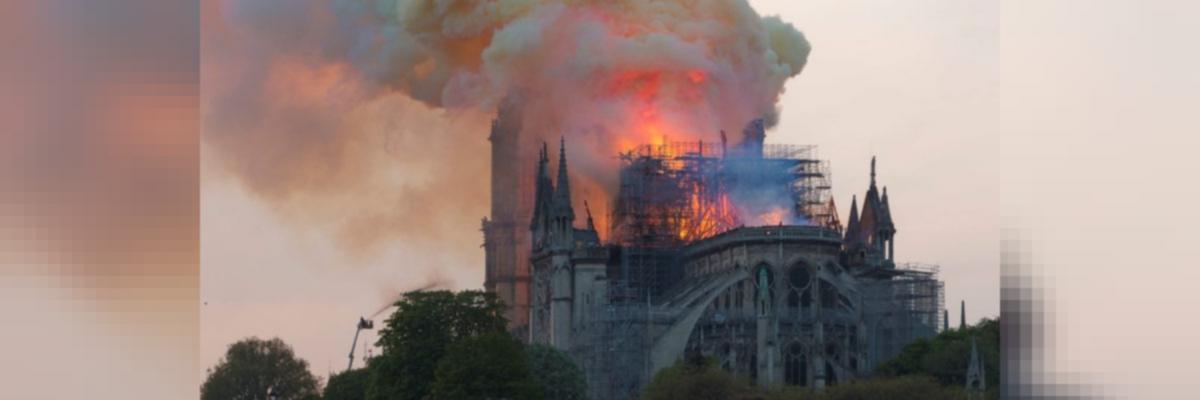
left=525, top=344, right=588, bottom=400
left=642, top=359, right=970, bottom=400
left=366, top=290, right=509, bottom=400
left=642, top=318, right=1002, bottom=400
left=324, top=367, right=371, bottom=400
left=765, top=376, right=965, bottom=400
left=875, top=317, right=1000, bottom=388
left=428, top=332, right=542, bottom=400
left=643, top=355, right=756, bottom=400
left=206, top=290, right=592, bottom=400
left=201, top=337, right=321, bottom=400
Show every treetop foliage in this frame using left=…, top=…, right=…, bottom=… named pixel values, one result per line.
left=324, top=367, right=371, bottom=400
left=201, top=337, right=321, bottom=400
left=526, top=344, right=588, bottom=400
left=429, top=332, right=542, bottom=400
left=366, top=290, right=509, bottom=400
left=643, top=355, right=757, bottom=400
left=206, top=290, right=595, bottom=400
left=765, top=376, right=968, bottom=400
left=643, top=319, right=1002, bottom=400
left=875, top=317, right=1000, bottom=388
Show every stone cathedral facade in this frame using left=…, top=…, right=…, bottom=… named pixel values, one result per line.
left=484, top=112, right=944, bottom=400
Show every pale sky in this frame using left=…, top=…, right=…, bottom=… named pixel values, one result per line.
left=203, top=1, right=1200, bottom=398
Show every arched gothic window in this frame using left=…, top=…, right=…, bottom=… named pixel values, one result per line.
left=784, top=343, right=807, bottom=386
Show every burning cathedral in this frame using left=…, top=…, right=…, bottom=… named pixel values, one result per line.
left=482, top=103, right=945, bottom=399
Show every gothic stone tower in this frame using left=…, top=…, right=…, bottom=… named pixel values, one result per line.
left=843, top=157, right=897, bottom=268
left=530, top=140, right=572, bottom=347
left=482, top=98, right=532, bottom=336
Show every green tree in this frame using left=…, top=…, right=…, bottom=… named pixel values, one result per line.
left=820, top=376, right=964, bottom=400
left=366, top=290, right=508, bottom=400
left=765, top=376, right=965, bottom=400
left=428, top=332, right=542, bottom=400
left=875, top=318, right=1000, bottom=388
left=643, top=355, right=757, bottom=400
left=201, top=337, right=320, bottom=400
left=324, top=367, right=371, bottom=400
left=525, top=344, right=588, bottom=400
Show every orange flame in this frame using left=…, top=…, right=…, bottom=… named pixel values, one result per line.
left=754, top=206, right=791, bottom=226
left=679, top=191, right=739, bottom=241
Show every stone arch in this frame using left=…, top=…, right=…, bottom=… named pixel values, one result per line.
left=650, top=269, right=752, bottom=373
left=826, top=260, right=844, bottom=276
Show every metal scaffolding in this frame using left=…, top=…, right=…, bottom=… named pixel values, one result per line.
left=860, top=263, right=945, bottom=368
left=609, top=140, right=836, bottom=250
left=571, top=283, right=651, bottom=400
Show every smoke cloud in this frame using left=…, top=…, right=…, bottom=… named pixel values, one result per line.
left=204, top=0, right=810, bottom=263
left=345, top=0, right=810, bottom=147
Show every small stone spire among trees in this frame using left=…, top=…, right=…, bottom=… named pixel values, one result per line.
left=960, top=300, right=966, bottom=330
left=966, top=336, right=987, bottom=397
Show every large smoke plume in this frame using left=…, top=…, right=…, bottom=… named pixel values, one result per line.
left=204, top=0, right=810, bottom=263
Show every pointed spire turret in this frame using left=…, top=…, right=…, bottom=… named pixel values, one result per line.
left=531, top=142, right=556, bottom=244
left=966, top=336, right=987, bottom=393
left=960, top=300, right=966, bottom=330
left=532, top=144, right=552, bottom=212
left=848, top=195, right=859, bottom=223
left=880, top=186, right=894, bottom=228
left=844, top=195, right=860, bottom=243
left=856, top=156, right=895, bottom=259
left=549, top=137, right=575, bottom=242
left=870, top=156, right=877, bottom=189
left=860, top=157, right=883, bottom=230
left=554, top=137, right=572, bottom=207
